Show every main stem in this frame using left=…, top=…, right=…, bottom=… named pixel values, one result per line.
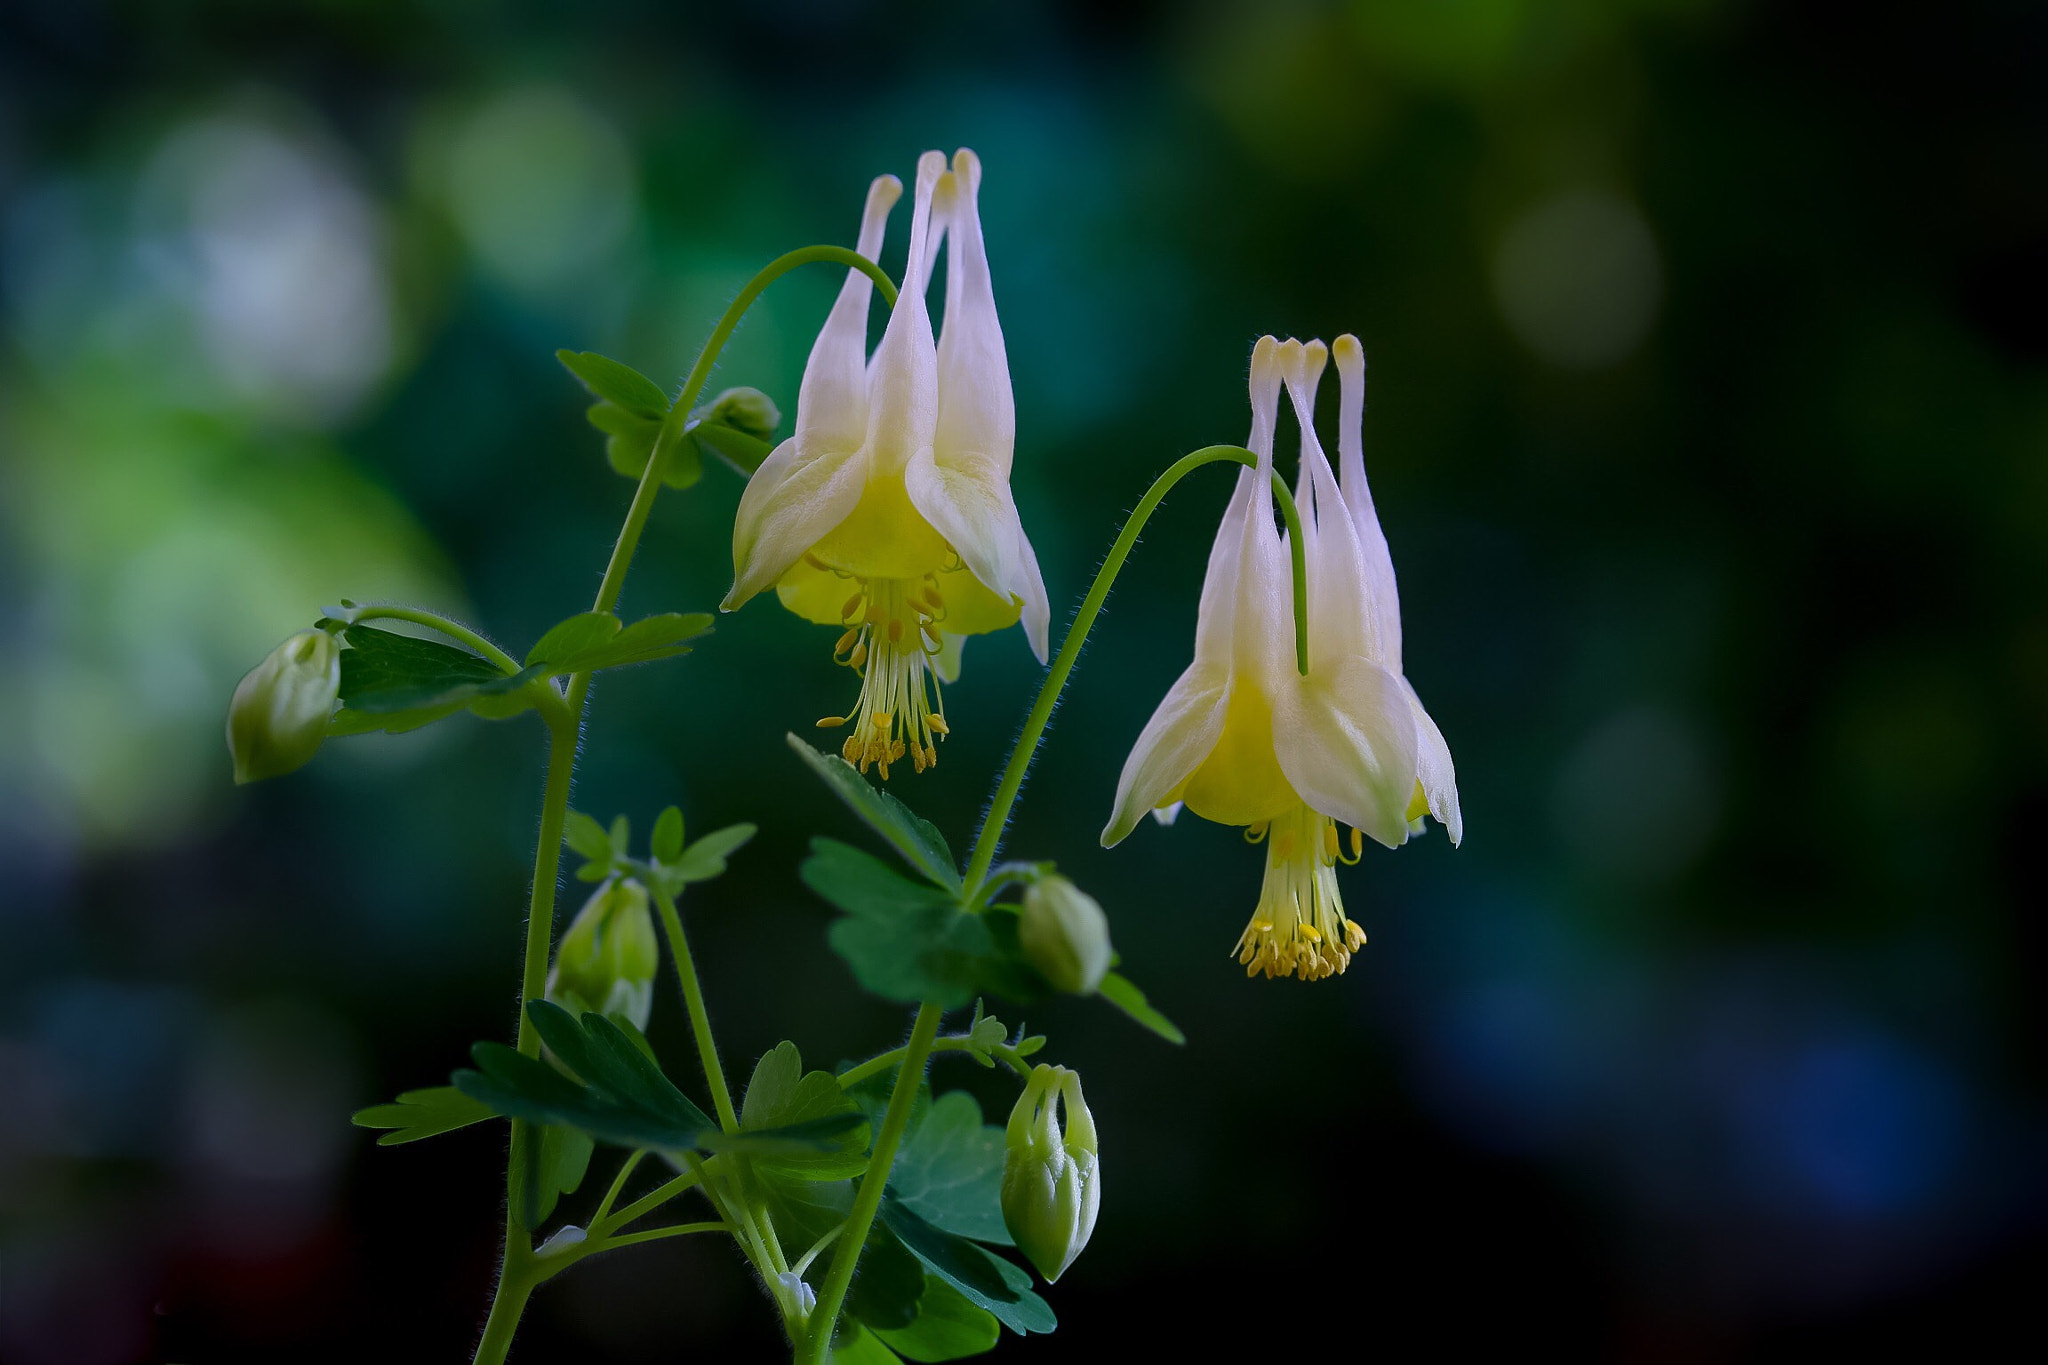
left=962, top=446, right=1308, bottom=891
left=799, top=1000, right=945, bottom=1365
left=474, top=715, right=579, bottom=1365
left=471, top=243, right=897, bottom=1365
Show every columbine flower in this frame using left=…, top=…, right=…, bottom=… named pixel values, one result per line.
left=724, top=149, right=1050, bottom=776
left=1100, top=336, right=1428, bottom=981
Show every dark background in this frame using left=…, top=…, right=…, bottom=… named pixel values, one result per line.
left=3, top=1, right=2044, bottom=1360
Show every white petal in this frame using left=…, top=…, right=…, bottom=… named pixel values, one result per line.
left=1333, top=334, right=1403, bottom=671
left=907, top=150, right=1051, bottom=661
left=1405, top=677, right=1463, bottom=846
left=1224, top=339, right=1292, bottom=684
left=1150, top=801, right=1184, bottom=827
left=793, top=174, right=899, bottom=457
left=1102, top=663, right=1230, bottom=847
left=860, top=152, right=945, bottom=482
left=1273, top=655, right=1419, bottom=849
left=725, top=437, right=865, bottom=610
left=1277, top=338, right=1374, bottom=666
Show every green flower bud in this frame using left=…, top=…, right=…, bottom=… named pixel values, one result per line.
left=1019, top=876, right=1112, bottom=995
left=546, top=879, right=658, bottom=1031
left=227, top=630, right=340, bottom=784
left=700, top=386, right=780, bottom=442
left=1001, top=1064, right=1100, bottom=1283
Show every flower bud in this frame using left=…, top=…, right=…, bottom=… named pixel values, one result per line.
left=227, top=630, right=341, bottom=784
left=1019, top=876, right=1112, bottom=995
left=546, top=879, right=658, bottom=1030
left=700, top=386, right=781, bottom=442
left=1001, top=1064, right=1100, bottom=1283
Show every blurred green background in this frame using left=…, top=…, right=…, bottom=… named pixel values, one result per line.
left=3, top=0, right=2044, bottom=1360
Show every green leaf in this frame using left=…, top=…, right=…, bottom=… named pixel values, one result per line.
left=880, top=1197, right=1055, bottom=1336
left=528, top=1122, right=595, bottom=1228
left=888, top=1092, right=1011, bottom=1246
left=454, top=1004, right=866, bottom=1159
left=526, top=612, right=622, bottom=668
left=332, top=625, right=544, bottom=731
left=1097, top=971, right=1186, bottom=1045
left=872, top=1277, right=1002, bottom=1362
left=755, top=1169, right=854, bottom=1254
left=848, top=1227, right=927, bottom=1332
left=692, top=420, right=774, bottom=475
left=738, top=1041, right=869, bottom=1179
left=557, top=350, right=670, bottom=419
left=351, top=1086, right=495, bottom=1146
left=595, top=404, right=701, bottom=490
left=787, top=736, right=961, bottom=892
left=828, top=1325, right=904, bottom=1365
left=563, top=811, right=614, bottom=864
left=803, top=841, right=993, bottom=1009
left=525, top=612, right=713, bottom=676
left=651, top=806, right=684, bottom=863
left=661, top=822, right=757, bottom=890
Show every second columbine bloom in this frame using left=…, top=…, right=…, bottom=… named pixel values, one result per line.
left=724, top=149, right=1050, bottom=777
left=1102, top=335, right=1461, bottom=981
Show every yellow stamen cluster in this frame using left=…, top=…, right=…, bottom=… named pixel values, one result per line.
left=1233, top=803, right=1368, bottom=981
left=814, top=571, right=950, bottom=777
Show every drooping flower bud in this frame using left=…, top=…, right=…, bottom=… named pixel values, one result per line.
left=1019, top=876, right=1112, bottom=995
left=546, top=879, right=658, bottom=1031
left=1001, top=1064, right=1100, bottom=1283
left=227, top=629, right=341, bottom=784
left=699, top=386, right=781, bottom=443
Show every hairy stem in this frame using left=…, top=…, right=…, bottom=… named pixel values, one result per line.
left=651, top=882, right=739, bottom=1133
left=799, top=1001, right=945, bottom=1364
left=963, top=446, right=1308, bottom=891
left=468, top=242, right=898, bottom=1364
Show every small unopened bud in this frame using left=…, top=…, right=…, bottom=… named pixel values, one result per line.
left=227, top=630, right=340, bottom=784
left=1001, top=1064, right=1100, bottom=1283
left=547, top=880, right=658, bottom=1030
left=1019, top=876, right=1112, bottom=995
left=700, top=386, right=780, bottom=442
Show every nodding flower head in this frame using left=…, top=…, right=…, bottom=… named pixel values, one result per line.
left=1101, top=335, right=1460, bottom=981
left=724, top=150, right=1049, bottom=778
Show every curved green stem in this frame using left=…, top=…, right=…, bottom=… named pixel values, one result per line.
left=585, top=244, right=896, bottom=625
left=800, top=1000, right=945, bottom=1365
left=348, top=604, right=525, bottom=675
left=597, top=1169, right=702, bottom=1237
left=598, top=1220, right=732, bottom=1252
left=962, top=445, right=1308, bottom=892
left=590, top=1150, right=645, bottom=1229
left=650, top=882, right=739, bottom=1133
left=834, top=1034, right=1030, bottom=1090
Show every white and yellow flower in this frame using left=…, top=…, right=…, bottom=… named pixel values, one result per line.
left=1102, top=334, right=1457, bottom=981
left=724, top=149, right=1049, bottom=776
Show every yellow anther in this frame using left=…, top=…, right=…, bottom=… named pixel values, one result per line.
left=887, top=619, right=904, bottom=643
left=840, top=590, right=865, bottom=621
left=816, top=715, right=846, bottom=728
left=1299, top=922, right=1322, bottom=943
left=834, top=627, right=860, bottom=654
left=927, top=714, right=949, bottom=735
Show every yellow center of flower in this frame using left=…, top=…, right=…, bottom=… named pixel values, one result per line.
left=1233, top=803, right=1368, bottom=981
left=814, top=571, right=951, bottom=778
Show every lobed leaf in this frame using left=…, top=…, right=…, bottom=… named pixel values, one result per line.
left=737, top=1041, right=869, bottom=1179
left=879, top=1197, right=1055, bottom=1336
left=351, top=1086, right=495, bottom=1146
left=804, top=841, right=994, bottom=1009
left=787, top=736, right=961, bottom=892
left=557, top=350, right=670, bottom=419
left=1097, top=971, right=1186, bottom=1045
left=887, top=1091, right=1012, bottom=1246
left=872, top=1277, right=1002, bottom=1362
